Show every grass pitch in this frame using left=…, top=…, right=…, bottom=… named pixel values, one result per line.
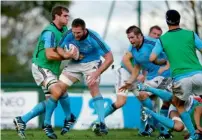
left=1, top=129, right=185, bottom=140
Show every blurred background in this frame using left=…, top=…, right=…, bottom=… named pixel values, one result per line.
left=1, top=0, right=202, bottom=130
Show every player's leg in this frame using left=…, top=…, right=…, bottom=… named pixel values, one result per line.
left=140, top=77, right=172, bottom=136
left=156, top=107, right=184, bottom=139
left=103, top=67, right=130, bottom=119
left=84, top=61, right=107, bottom=135
left=137, top=82, right=173, bottom=137
left=194, top=105, right=202, bottom=132
left=20, top=86, right=49, bottom=124
left=143, top=106, right=184, bottom=131
left=172, top=76, right=200, bottom=140
left=87, top=80, right=108, bottom=135
left=41, top=78, right=65, bottom=139
left=169, top=109, right=184, bottom=131
left=137, top=83, right=173, bottom=102
left=138, top=93, right=155, bottom=136
left=139, top=77, right=160, bottom=134
left=105, top=94, right=127, bottom=119
left=13, top=64, right=58, bottom=138
left=58, top=67, right=81, bottom=135
left=193, top=105, right=202, bottom=139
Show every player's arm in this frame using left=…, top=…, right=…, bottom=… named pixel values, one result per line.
left=91, top=30, right=114, bottom=75
left=97, top=51, right=114, bottom=75
left=87, top=31, right=113, bottom=86
left=57, top=47, right=74, bottom=60
left=43, top=31, right=63, bottom=60
left=153, top=58, right=167, bottom=65
left=150, top=39, right=163, bottom=62
left=158, top=60, right=170, bottom=75
left=194, top=33, right=202, bottom=53
left=119, top=64, right=141, bottom=92
left=46, top=48, right=63, bottom=60
left=122, top=51, right=133, bottom=73
left=57, top=31, right=75, bottom=60
left=128, top=64, right=141, bottom=83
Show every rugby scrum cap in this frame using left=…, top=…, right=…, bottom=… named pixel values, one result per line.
left=166, top=10, right=180, bottom=25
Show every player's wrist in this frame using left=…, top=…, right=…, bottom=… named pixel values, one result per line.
left=96, top=69, right=101, bottom=76
left=63, top=52, right=71, bottom=59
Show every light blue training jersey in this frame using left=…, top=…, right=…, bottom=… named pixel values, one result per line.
left=121, top=36, right=170, bottom=80
left=42, top=31, right=57, bottom=48
left=59, top=29, right=111, bottom=63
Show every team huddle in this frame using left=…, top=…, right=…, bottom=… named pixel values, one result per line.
left=13, top=5, right=202, bottom=140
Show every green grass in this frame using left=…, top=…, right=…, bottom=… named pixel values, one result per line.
left=1, top=129, right=185, bottom=140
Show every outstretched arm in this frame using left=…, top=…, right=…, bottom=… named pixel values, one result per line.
left=119, top=64, right=140, bottom=92
left=46, top=48, right=63, bottom=60
left=97, top=51, right=114, bottom=75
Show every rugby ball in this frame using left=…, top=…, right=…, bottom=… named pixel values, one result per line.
left=69, top=44, right=79, bottom=60
left=64, top=44, right=79, bottom=60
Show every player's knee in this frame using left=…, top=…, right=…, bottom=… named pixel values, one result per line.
left=87, top=82, right=99, bottom=89
left=138, top=91, right=149, bottom=101
left=57, top=81, right=68, bottom=93
left=173, top=119, right=184, bottom=132
left=49, top=84, right=63, bottom=99
left=88, top=83, right=100, bottom=96
left=174, top=122, right=184, bottom=132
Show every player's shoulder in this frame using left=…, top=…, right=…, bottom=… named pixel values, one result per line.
left=64, top=29, right=73, bottom=35
left=88, top=29, right=101, bottom=38
left=63, top=29, right=74, bottom=38
left=181, top=28, right=193, bottom=32
left=144, top=36, right=156, bottom=46
left=128, top=44, right=133, bottom=50
left=41, top=30, right=53, bottom=38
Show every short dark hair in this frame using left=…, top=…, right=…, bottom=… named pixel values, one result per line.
left=149, top=25, right=162, bottom=33
left=166, top=10, right=180, bottom=26
left=72, top=18, right=86, bottom=29
left=126, top=25, right=143, bottom=36
left=51, top=5, right=69, bottom=20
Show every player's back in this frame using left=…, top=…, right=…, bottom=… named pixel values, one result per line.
left=160, top=29, right=202, bottom=77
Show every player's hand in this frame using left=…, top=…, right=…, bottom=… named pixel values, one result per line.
left=70, top=47, right=79, bottom=59
left=158, top=66, right=166, bottom=75
left=139, top=91, right=149, bottom=100
left=137, top=74, right=145, bottom=82
left=87, top=71, right=100, bottom=86
left=119, top=80, right=133, bottom=92
left=63, top=48, right=78, bottom=60
left=78, top=54, right=84, bottom=60
left=63, top=51, right=73, bottom=59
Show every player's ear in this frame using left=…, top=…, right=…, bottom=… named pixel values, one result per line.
left=137, top=34, right=142, bottom=39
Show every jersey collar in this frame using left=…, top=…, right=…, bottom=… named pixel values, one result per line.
left=168, top=28, right=182, bottom=32
left=51, top=22, right=64, bottom=32
left=136, top=36, right=144, bottom=51
left=79, top=29, right=89, bottom=41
